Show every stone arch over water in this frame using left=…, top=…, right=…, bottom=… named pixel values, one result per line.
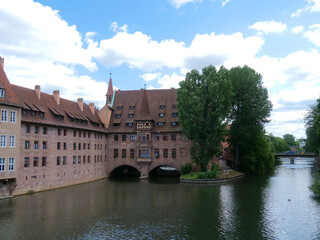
left=149, top=165, right=180, bottom=177
left=109, top=165, right=141, bottom=178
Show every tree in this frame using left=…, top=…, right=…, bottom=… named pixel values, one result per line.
left=283, top=134, right=296, bottom=147
left=228, top=66, right=273, bottom=173
left=267, top=134, right=290, bottom=153
left=177, top=65, right=232, bottom=172
left=305, top=98, right=320, bottom=153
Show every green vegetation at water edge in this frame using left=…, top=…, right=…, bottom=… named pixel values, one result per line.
left=310, top=172, right=320, bottom=197
left=181, top=170, right=244, bottom=180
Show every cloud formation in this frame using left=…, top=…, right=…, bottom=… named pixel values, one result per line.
left=291, top=0, right=320, bottom=17
left=168, top=0, right=201, bottom=8
left=249, top=20, right=288, bottom=34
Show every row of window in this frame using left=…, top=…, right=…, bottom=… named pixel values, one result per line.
left=0, top=157, right=15, bottom=172
left=114, top=133, right=178, bottom=142
left=113, top=148, right=177, bottom=158
left=117, top=104, right=177, bottom=110
left=23, top=155, right=105, bottom=167
left=1, top=109, right=16, bottom=123
left=113, top=121, right=179, bottom=127
left=24, top=140, right=105, bottom=151
left=24, top=125, right=106, bottom=139
left=115, top=112, right=178, bottom=119
left=0, top=135, right=15, bottom=148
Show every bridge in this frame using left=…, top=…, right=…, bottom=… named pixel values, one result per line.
left=275, top=153, right=318, bottom=164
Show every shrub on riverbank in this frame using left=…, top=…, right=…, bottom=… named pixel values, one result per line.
left=181, top=170, right=243, bottom=180
left=310, top=172, right=320, bottom=197
left=180, top=162, right=192, bottom=175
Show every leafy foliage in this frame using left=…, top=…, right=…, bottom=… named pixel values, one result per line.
left=305, top=99, right=320, bottom=153
left=267, top=134, right=290, bottom=153
left=177, top=65, right=232, bottom=171
left=228, top=66, right=273, bottom=174
left=283, top=134, right=296, bottom=147
left=180, top=162, right=192, bottom=175
left=310, top=171, right=320, bottom=197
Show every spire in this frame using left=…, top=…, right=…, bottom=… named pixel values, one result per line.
left=140, top=89, right=152, bottom=120
left=106, top=73, right=114, bottom=105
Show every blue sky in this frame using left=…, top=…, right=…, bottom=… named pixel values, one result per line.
left=1, top=0, right=320, bottom=138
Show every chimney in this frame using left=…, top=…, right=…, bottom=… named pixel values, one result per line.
left=35, top=85, right=41, bottom=100
left=53, top=90, right=60, bottom=105
left=0, top=57, right=4, bottom=69
left=77, top=98, right=83, bottom=111
left=89, top=103, right=95, bottom=114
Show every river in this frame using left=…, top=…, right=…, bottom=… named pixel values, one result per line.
left=0, top=158, right=320, bottom=240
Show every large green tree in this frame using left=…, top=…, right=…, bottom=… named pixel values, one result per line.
left=305, top=98, right=320, bottom=153
left=283, top=134, right=296, bottom=147
left=177, top=65, right=232, bottom=171
left=267, top=134, right=290, bottom=153
left=228, top=66, right=273, bottom=173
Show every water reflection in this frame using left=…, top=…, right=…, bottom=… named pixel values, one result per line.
left=0, top=159, right=320, bottom=239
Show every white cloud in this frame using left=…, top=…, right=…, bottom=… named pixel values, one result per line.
left=249, top=20, right=288, bottom=34
left=157, top=73, right=185, bottom=89
left=168, top=0, right=201, bottom=8
left=140, top=72, right=162, bottom=82
left=110, top=21, right=128, bottom=32
left=221, top=0, right=231, bottom=7
left=291, top=26, right=304, bottom=34
left=291, top=0, right=320, bottom=17
left=304, top=24, right=320, bottom=47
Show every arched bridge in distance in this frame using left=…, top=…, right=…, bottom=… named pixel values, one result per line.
left=275, top=152, right=318, bottom=164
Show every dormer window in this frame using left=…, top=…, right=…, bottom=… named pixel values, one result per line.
left=160, top=104, right=165, bottom=109
left=116, top=114, right=121, bottom=118
left=172, top=112, right=178, bottom=117
left=128, top=114, right=134, bottom=118
left=173, top=104, right=178, bottom=108
left=129, top=105, right=135, bottom=109
left=159, top=113, right=165, bottom=117
left=0, top=88, right=5, bottom=98
left=171, top=121, right=179, bottom=126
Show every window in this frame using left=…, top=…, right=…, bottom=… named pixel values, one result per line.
left=22, top=109, right=27, bottom=115
left=173, top=104, right=178, bottom=108
left=88, top=143, right=90, bottom=150
left=163, top=134, right=168, bottom=141
left=88, top=156, right=91, bottom=163
left=78, top=156, right=81, bottom=164
left=63, top=156, right=67, bottom=165
left=130, top=149, right=135, bottom=158
left=9, top=136, right=15, bottom=147
left=114, top=134, right=119, bottom=141
left=34, top=141, right=39, bottom=149
left=88, top=132, right=91, bottom=138
left=79, top=131, right=82, bottom=137
left=160, top=105, right=165, bottom=109
left=122, top=134, right=127, bottom=141
left=113, top=123, right=120, bottom=127
left=26, top=125, right=30, bottom=133
left=43, top=127, right=47, bottom=134
left=1, top=109, right=8, bottom=122
left=159, top=113, right=165, bottom=117
left=31, top=111, right=36, bottom=116
left=83, top=131, right=86, bottom=138
left=116, top=114, right=121, bottom=118
left=10, top=111, right=16, bottom=123
left=42, top=157, right=47, bottom=166
left=130, top=134, right=135, bottom=141
left=58, top=129, right=61, bottom=136
left=24, top=157, right=30, bottom=167
left=117, top=106, right=123, bottom=110
left=83, top=143, right=86, bottom=150
left=25, top=141, right=30, bottom=149
left=73, top=156, right=76, bottom=164
left=0, top=88, right=5, bottom=98
left=129, top=105, right=135, bottom=109
left=126, top=122, right=133, bottom=127
left=155, top=149, right=160, bottom=158
left=172, top=112, right=178, bottom=117
left=154, top=134, right=160, bottom=141
left=33, top=157, right=38, bottom=167
left=0, top=135, right=6, bottom=147
left=9, top=158, right=14, bottom=171
left=138, top=134, right=142, bottom=141
left=74, top=130, right=77, bottom=137
left=57, top=157, right=61, bottom=165
left=0, top=158, right=5, bottom=172
left=128, top=114, right=134, bottom=118
left=171, top=134, right=177, bottom=141
left=172, top=148, right=177, bottom=158
left=34, top=126, right=39, bottom=134
left=78, top=143, right=81, bottom=150
left=64, top=129, right=67, bottom=136
left=122, top=149, right=126, bottom=158
left=57, top=142, right=61, bottom=150
left=158, top=122, right=165, bottom=126
left=39, top=112, right=44, bottom=117
left=163, top=149, right=168, bottom=158
left=146, top=149, right=150, bottom=157
left=82, top=156, right=86, bottom=164
left=114, top=149, right=118, bottom=158
left=63, top=142, right=67, bottom=150
left=171, top=122, right=179, bottom=126
left=42, top=141, right=47, bottom=150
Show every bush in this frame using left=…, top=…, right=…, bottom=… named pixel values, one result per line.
left=310, top=172, right=320, bottom=197
left=196, top=172, right=206, bottom=179
left=180, top=162, right=192, bottom=175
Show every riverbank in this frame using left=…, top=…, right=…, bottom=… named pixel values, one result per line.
left=180, top=171, right=246, bottom=184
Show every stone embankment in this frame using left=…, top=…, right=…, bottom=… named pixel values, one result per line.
left=180, top=173, right=246, bottom=184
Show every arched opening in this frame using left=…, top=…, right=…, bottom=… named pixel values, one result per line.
left=109, top=165, right=141, bottom=178
left=149, top=165, right=180, bottom=178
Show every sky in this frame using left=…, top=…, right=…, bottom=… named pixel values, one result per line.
left=1, top=0, right=320, bottom=139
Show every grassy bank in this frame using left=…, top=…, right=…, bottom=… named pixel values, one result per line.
left=181, top=170, right=244, bottom=180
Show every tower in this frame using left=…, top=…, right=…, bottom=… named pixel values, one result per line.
left=106, top=73, right=113, bottom=106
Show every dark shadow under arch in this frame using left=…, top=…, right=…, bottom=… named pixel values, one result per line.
left=149, top=165, right=180, bottom=178
left=109, top=165, right=141, bottom=178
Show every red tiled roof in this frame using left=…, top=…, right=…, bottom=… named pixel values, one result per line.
left=0, top=67, right=20, bottom=106
left=108, top=88, right=181, bottom=133
left=106, top=77, right=113, bottom=96
left=11, top=84, right=106, bottom=132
